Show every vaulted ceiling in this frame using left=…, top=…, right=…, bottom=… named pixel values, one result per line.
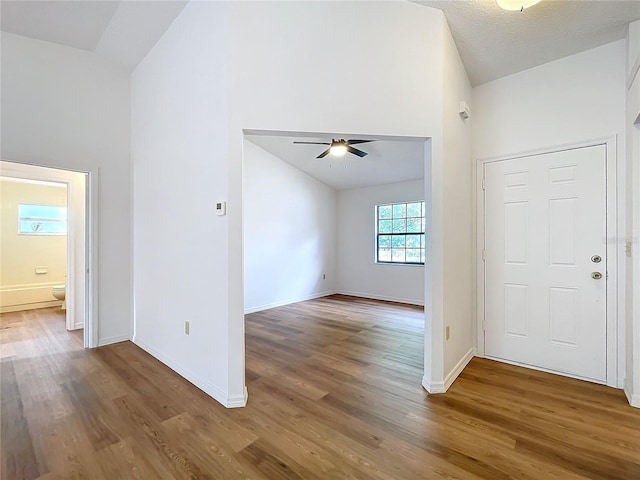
left=2, top=0, right=638, bottom=189
left=2, top=1, right=638, bottom=83
left=0, top=0, right=187, bottom=71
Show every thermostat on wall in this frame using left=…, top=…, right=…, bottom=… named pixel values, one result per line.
left=216, top=201, right=226, bottom=216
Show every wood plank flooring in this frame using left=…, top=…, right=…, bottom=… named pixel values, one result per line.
left=2, top=295, right=639, bottom=479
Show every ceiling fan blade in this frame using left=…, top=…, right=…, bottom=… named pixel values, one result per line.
left=347, top=146, right=368, bottom=157
left=317, top=148, right=331, bottom=158
left=293, top=141, right=330, bottom=145
left=346, top=140, right=374, bottom=145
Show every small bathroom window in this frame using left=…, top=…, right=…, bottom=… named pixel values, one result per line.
left=18, top=204, right=67, bottom=235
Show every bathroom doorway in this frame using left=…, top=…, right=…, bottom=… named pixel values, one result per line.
left=0, top=161, right=91, bottom=347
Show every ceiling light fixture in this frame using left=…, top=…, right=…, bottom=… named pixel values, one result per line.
left=496, top=0, right=542, bottom=12
left=329, top=142, right=348, bottom=157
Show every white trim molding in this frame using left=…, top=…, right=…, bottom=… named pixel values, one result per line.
left=444, top=348, right=475, bottom=391
left=227, top=387, right=249, bottom=408
left=423, top=349, right=475, bottom=394
left=0, top=160, right=97, bottom=349
left=421, top=377, right=445, bottom=394
left=133, top=338, right=247, bottom=408
left=244, top=290, right=336, bottom=314
left=336, top=290, right=424, bottom=307
left=98, top=334, right=130, bottom=347
left=624, top=384, right=640, bottom=408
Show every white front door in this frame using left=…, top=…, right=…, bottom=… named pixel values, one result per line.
left=484, top=145, right=607, bottom=382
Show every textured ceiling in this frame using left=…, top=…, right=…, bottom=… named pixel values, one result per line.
left=246, top=133, right=425, bottom=191
left=1, top=1, right=638, bottom=82
left=412, top=0, right=640, bottom=86
left=0, top=0, right=187, bottom=71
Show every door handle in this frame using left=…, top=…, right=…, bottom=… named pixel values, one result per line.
left=591, top=272, right=602, bottom=280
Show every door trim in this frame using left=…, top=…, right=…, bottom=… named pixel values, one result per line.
left=475, top=136, right=621, bottom=388
left=0, top=160, right=98, bottom=349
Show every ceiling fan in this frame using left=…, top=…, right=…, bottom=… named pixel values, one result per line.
left=293, top=138, right=374, bottom=158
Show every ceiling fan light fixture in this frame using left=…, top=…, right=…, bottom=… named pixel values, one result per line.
left=330, top=143, right=347, bottom=157
left=496, top=0, right=542, bottom=11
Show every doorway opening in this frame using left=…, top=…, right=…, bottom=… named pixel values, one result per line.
left=241, top=129, right=430, bottom=399
left=0, top=160, right=92, bottom=348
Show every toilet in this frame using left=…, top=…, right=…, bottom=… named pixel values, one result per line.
left=51, top=285, right=66, bottom=310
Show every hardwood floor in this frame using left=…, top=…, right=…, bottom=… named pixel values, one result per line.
left=2, top=296, right=639, bottom=479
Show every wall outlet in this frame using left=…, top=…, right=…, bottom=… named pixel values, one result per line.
left=184, top=321, right=190, bottom=335
left=445, top=326, right=450, bottom=340
left=322, top=273, right=326, bottom=280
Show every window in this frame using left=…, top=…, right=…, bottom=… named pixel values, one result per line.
left=18, top=204, right=67, bottom=235
left=376, top=201, right=425, bottom=264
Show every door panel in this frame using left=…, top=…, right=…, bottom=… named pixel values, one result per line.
left=484, top=145, right=607, bottom=382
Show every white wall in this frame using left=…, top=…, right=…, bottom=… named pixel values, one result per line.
left=441, top=21, right=474, bottom=381
left=244, top=140, right=336, bottom=313
left=0, top=179, right=66, bottom=311
left=1, top=33, right=131, bottom=344
left=472, top=41, right=628, bottom=384
left=132, top=0, right=461, bottom=407
left=473, top=41, right=626, bottom=160
left=131, top=2, right=235, bottom=405
left=625, top=20, right=640, bottom=407
left=337, top=179, right=424, bottom=305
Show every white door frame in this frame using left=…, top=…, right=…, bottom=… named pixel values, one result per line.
left=475, top=136, right=621, bottom=388
left=0, top=160, right=98, bottom=348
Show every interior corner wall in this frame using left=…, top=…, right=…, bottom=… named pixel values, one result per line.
left=0, top=32, right=132, bottom=345
left=131, top=0, right=450, bottom=407
left=441, top=20, right=474, bottom=381
left=625, top=19, right=640, bottom=407
left=472, top=40, right=628, bottom=383
left=336, top=179, right=425, bottom=305
left=244, top=140, right=337, bottom=313
left=131, top=2, right=234, bottom=406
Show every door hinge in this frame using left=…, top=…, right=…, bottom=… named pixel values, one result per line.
left=482, top=320, right=486, bottom=331
left=482, top=178, right=486, bottom=190
left=482, top=249, right=486, bottom=261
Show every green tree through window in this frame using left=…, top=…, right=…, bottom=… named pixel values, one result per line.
left=376, top=201, right=425, bottom=264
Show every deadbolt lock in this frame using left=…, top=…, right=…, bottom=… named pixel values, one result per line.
left=591, top=272, right=602, bottom=280
left=591, top=255, right=602, bottom=263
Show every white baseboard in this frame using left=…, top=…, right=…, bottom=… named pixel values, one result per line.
left=336, top=290, right=423, bottom=306
left=98, top=334, right=131, bottom=347
left=444, top=348, right=475, bottom=391
left=244, top=290, right=335, bottom=314
left=1, top=300, right=62, bottom=313
left=422, top=348, right=475, bottom=395
left=227, top=387, right=249, bottom=408
left=133, top=338, right=247, bottom=409
left=422, top=377, right=445, bottom=394
left=624, top=383, right=640, bottom=408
